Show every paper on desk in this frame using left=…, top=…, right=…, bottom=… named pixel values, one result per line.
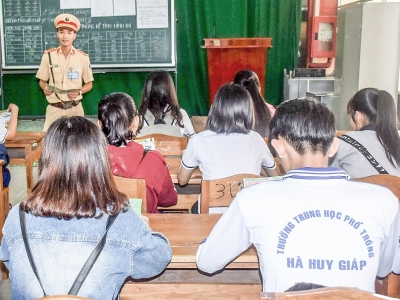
left=134, top=137, right=156, bottom=150
left=129, top=198, right=142, bottom=216
left=0, top=109, right=11, bottom=143
left=46, top=84, right=78, bottom=94
left=0, top=110, right=11, bottom=127
left=243, top=176, right=284, bottom=187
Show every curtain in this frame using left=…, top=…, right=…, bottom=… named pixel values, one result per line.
left=175, top=0, right=302, bottom=115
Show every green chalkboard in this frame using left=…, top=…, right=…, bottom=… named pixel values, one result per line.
left=0, top=0, right=175, bottom=69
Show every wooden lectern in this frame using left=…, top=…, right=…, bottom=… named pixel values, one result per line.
left=203, top=38, right=272, bottom=104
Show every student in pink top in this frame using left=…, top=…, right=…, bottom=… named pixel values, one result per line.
left=234, top=69, right=275, bottom=138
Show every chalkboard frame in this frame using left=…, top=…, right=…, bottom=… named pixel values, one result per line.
left=0, top=0, right=176, bottom=70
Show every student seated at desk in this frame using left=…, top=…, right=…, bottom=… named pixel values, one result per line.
left=98, top=92, right=177, bottom=213
left=178, top=83, right=278, bottom=213
left=0, top=117, right=172, bottom=299
left=234, top=69, right=275, bottom=138
left=330, top=88, right=400, bottom=177
left=137, top=70, right=194, bottom=137
left=0, top=103, right=19, bottom=187
left=196, top=97, right=399, bottom=292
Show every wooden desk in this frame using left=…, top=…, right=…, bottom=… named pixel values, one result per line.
left=165, top=157, right=202, bottom=185
left=120, top=214, right=261, bottom=299
left=5, top=132, right=45, bottom=194
left=147, top=214, right=258, bottom=269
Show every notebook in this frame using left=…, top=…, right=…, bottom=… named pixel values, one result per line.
left=129, top=198, right=142, bottom=215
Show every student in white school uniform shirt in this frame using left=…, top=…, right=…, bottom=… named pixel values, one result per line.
left=137, top=70, right=195, bottom=138
left=196, top=97, right=399, bottom=292
left=177, top=83, right=279, bottom=213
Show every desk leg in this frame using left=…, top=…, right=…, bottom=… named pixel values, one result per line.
left=25, top=151, right=35, bottom=195
left=25, top=159, right=34, bottom=194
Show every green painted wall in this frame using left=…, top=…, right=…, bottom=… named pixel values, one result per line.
left=2, top=0, right=301, bottom=117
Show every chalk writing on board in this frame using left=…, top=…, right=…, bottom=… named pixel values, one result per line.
left=1, top=0, right=174, bottom=68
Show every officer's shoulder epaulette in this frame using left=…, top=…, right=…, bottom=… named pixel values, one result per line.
left=76, top=49, right=88, bottom=56
left=44, top=48, right=57, bottom=54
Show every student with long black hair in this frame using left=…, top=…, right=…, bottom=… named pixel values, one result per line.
left=0, top=117, right=172, bottom=299
left=234, top=69, right=275, bottom=138
left=178, top=83, right=278, bottom=213
left=138, top=70, right=194, bottom=137
left=330, top=88, right=400, bottom=177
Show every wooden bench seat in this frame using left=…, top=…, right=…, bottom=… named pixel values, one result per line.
left=120, top=282, right=262, bottom=299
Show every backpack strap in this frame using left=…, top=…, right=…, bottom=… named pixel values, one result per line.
left=139, top=147, right=150, bottom=163
left=68, top=213, right=118, bottom=295
left=19, top=209, right=118, bottom=296
left=338, top=135, right=389, bottom=174
left=19, top=209, right=47, bottom=296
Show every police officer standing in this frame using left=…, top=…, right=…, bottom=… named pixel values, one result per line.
left=36, top=13, right=94, bottom=131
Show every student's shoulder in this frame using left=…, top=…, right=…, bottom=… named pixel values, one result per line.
left=189, top=130, right=220, bottom=145
left=179, top=108, right=189, bottom=116
left=349, top=180, right=398, bottom=204
left=144, top=149, right=168, bottom=164
left=349, top=179, right=395, bottom=193
left=341, top=130, right=376, bottom=141
left=245, top=130, right=263, bottom=139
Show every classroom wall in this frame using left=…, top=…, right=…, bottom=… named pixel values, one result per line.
left=2, top=0, right=302, bottom=117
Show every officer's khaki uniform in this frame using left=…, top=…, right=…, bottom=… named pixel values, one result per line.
left=36, top=46, right=94, bottom=131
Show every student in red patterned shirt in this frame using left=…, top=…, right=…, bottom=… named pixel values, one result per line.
left=98, top=92, right=177, bottom=213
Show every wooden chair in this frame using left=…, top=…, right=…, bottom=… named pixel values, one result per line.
left=200, top=174, right=261, bottom=214
left=191, top=116, right=208, bottom=133
left=135, top=134, right=188, bottom=157
left=120, top=282, right=261, bottom=299
left=37, top=296, right=92, bottom=300
left=260, top=286, right=394, bottom=299
left=112, top=176, right=147, bottom=214
left=158, top=194, right=199, bottom=213
left=350, top=174, right=400, bottom=298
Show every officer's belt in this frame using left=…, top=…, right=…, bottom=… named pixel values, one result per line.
left=48, top=100, right=81, bottom=110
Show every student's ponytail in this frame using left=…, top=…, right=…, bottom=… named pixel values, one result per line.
left=348, top=88, right=400, bottom=168
left=245, top=78, right=272, bottom=137
left=234, top=70, right=273, bottom=138
left=375, top=90, right=400, bottom=168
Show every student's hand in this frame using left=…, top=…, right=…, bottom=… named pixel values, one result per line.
left=7, top=103, right=19, bottom=113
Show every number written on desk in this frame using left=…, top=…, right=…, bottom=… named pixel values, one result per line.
left=213, top=181, right=244, bottom=200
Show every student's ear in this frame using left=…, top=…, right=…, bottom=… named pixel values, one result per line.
left=327, top=137, right=340, bottom=158
left=271, top=138, right=286, bottom=159
left=129, top=115, right=139, bottom=134
left=97, top=120, right=102, bottom=129
left=354, top=111, right=367, bottom=129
